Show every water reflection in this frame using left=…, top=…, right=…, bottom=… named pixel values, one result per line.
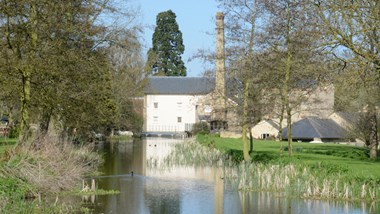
left=86, top=138, right=377, bottom=214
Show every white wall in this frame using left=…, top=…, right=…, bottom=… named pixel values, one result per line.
left=251, top=119, right=283, bottom=139
left=145, top=94, right=202, bottom=132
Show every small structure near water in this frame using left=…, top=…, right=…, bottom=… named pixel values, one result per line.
left=282, top=117, right=349, bottom=142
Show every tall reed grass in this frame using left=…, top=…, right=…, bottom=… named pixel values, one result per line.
left=155, top=139, right=379, bottom=202
left=0, top=135, right=102, bottom=212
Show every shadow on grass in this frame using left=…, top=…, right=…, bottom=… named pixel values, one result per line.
left=226, top=149, right=280, bottom=164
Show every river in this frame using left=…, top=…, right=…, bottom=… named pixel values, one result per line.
left=82, top=137, right=378, bottom=214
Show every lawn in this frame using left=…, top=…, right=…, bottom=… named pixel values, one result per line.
left=197, top=134, right=380, bottom=178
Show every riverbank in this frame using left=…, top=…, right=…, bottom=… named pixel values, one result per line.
left=194, top=134, right=380, bottom=201
left=197, top=134, right=380, bottom=177
left=0, top=136, right=102, bottom=213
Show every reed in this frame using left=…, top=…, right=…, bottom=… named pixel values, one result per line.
left=155, top=139, right=380, bottom=202
left=226, top=161, right=379, bottom=201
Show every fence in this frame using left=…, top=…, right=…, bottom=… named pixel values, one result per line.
left=147, top=123, right=194, bottom=132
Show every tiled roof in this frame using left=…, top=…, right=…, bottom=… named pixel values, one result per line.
left=282, top=117, right=348, bottom=140
left=144, top=76, right=215, bottom=95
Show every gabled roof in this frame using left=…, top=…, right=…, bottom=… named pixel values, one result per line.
left=282, top=117, right=348, bottom=140
left=144, top=76, right=215, bottom=95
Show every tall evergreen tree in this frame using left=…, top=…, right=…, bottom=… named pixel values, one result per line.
left=148, top=10, right=186, bottom=76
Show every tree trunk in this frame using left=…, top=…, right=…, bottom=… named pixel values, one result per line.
left=242, top=80, right=251, bottom=161
left=279, top=103, right=285, bottom=157
left=286, top=106, right=293, bottom=157
left=40, top=108, right=52, bottom=134
left=242, top=0, right=258, bottom=162
left=368, top=111, right=378, bottom=159
left=18, top=70, right=31, bottom=143
left=18, top=2, right=38, bottom=144
left=285, top=1, right=293, bottom=157
left=249, top=127, right=253, bottom=154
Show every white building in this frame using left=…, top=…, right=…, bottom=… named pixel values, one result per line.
left=143, top=12, right=240, bottom=134
left=144, top=77, right=216, bottom=132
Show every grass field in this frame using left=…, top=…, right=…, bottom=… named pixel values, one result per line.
left=197, top=134, right=380, bottom=178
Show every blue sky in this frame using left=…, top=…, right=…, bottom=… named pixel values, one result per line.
left=132, top=0, right=219, bottom=77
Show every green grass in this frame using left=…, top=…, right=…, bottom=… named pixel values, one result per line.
left=197, top=134, right=380, bottom=178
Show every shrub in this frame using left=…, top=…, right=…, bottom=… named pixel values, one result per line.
left=192, top=122, right=210, bottom=135
left=8, top=127, right=19, bottom=138
left=226, top=149, right=244, bottom=163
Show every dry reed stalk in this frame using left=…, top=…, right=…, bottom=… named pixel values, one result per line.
left=2, top=135, right=101, bottom=196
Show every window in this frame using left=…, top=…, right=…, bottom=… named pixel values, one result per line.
left=177, top=102, right=183, bottom=109
left=154, top=102, right=158, bottom=108
left=177, top=117, right=182, bottom=123
left=204, top=105, right=212, bottom=113
left=153, top=116, right=158, bottom=123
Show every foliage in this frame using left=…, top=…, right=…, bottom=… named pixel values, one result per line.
left=105, top=28, right=146, bottom=135
left=0, top=0, right=144, bottom=143
left=315, top=0, right=380, bottom=158
left=148, top=10, right=186, bottom=76
left=192, top=121, right=210, bottom=135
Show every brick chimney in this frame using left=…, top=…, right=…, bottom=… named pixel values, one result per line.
left=216, top=12, right=225, bottom=98
left=213, top=12, right=227, bottom=124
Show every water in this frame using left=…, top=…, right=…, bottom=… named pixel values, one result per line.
left=83, top=138, right=378, bottom=214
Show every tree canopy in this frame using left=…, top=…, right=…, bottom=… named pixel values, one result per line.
left=147, top=10, right=187, bottom=76
left=211, top=0, right=378, bottom=159
left=0, top=0, right=145, bottom=143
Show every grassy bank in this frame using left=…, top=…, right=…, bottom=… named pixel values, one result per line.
left=0, top=136, right=102, bottom=213
left=197, top=134, right=380, bottom=178
left=191, top=134, right=380, bottom=201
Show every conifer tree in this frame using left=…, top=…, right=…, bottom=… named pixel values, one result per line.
left=148, top=10, right=186, bottom=76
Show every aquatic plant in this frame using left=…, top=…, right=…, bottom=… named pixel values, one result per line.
left=226, top=161, right=379, bottom=201
left=149, top=139, right=380, bottom=202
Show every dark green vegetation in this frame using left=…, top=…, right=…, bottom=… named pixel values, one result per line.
left=146, top=10, right=187, bottom=76
left=197, top=135, right=380, bottom=178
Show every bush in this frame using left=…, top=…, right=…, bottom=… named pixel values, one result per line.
left=226, top=149, right=244, bottom=163
left=8, top=127, right=19, bottom=138
left=192, top=122, right=210, bottom=135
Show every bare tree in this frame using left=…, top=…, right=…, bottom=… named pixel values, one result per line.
left=259, top=0, right=327, bottom=156
left=216, top=0, right=263, bottom=161
left=315, top=0, right=379, bottom=159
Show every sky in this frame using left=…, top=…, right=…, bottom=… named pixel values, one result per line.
left=131, top=0, right=219, bottom=77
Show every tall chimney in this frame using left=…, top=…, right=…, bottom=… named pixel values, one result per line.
left=216, top=12, right=225, bottom=98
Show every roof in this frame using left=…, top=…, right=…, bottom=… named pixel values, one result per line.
left=333, top=111, right=361, bottom=125
left=282, top=117, right=348, bottom=140
left=144, top=76, right=215, bottom=95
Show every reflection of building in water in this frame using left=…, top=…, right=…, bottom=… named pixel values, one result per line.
left=142, top=137, right=225, bottom=214
left=89, top=138, right=375, bottom=213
